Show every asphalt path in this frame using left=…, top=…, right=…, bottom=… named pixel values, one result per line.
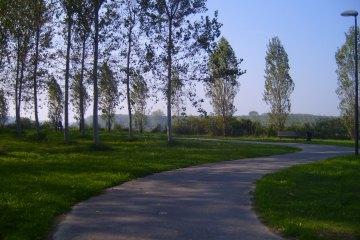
left=53, top=142, right=352, bottom=240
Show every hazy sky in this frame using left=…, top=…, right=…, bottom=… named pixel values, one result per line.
left=30, top=0, right=359, bottom=122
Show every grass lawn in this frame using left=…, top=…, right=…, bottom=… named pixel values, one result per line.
left=0, top=130, right=298, bottom=240
left=254, top=155, right=360, bottom=240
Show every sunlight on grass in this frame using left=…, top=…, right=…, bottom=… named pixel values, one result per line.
left=254, top=155, right=360, bottom=240
left=0, top=130, right=297, bottom=240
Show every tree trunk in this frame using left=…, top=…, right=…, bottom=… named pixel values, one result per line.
left=15, top=41, right=21, bottom=136
left=126, top=26, right=133, bottom=138
left=64, top=16, right=72, bottom=143
left=33, top=27, right=40, bottom=136
left=93, top=5, right=100, bottom=145
left=107, top=116, right=111, bottom=132
left=79, top=37, right=86, bottom=136
left=166, top=20, right=173, bottom=143
left=222, top=116, right=226, bottom=137
left=18, top=56, right=25, bottom=135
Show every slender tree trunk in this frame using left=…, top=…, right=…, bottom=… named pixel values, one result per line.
left=93, top=5, right=100, bottom=145
left=79, top=37, right=86, bottom=136
left=126, top=26, right=133, bottom=138
left=222, top=115, right=226, bottom=137
left=107, top=116, right=111, bottom=132
left=166, top=20, right=173, bottom=143
left=33, top=27, right=40, bottom=136
left=64, top=16, right=72, bottom=143
left=15, top=41, right=21, bottom=136
left=18, top=56, right=25, bottom=135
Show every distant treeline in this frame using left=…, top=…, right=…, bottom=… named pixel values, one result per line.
left=172, top=115, right=348, bottom=139
left=4, top=112, right=348, bottom=140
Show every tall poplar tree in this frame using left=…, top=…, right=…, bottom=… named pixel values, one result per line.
left=47, top=76, right=63, bottom=131
left=206, top=37, right=245, bottom=136
left=131, top=70, right=149, bottom=133
left=73, top=0, right=92, bottom=136
left=5, top=0, right=34, bottom=136
left=140, top=0, right=221, bottom=142
left=31, top=0, right=52, bottom=137
left=99, top=62, right=119, bottom=132
left=122, top=0, right=141, bottom=138
left=91, top=0, right=106, bottom=145
left=263, top=36, right=294, bottom=131
left=61, top=0, right=77, bottom=142
left=335, top=27, right=360, bottom=138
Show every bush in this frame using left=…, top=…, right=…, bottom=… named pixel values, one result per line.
left=8, top=118, right=36, bottom=130
left=25, top=131, right=48, bottom=142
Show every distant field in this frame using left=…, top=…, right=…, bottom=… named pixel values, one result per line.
left=254, top=155, right=360, bottom=240
left=0, top=130, right=297, bottom=240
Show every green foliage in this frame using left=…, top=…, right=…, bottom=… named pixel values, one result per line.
left=335, top=26, right=360, bottom=139
left=173, top=116, right=266, bottom=137
left=140, top=0, right=222, bottom=141
left=264, top=36, right=294, bottom=131
left=99, top=62, right=120, bottom=132
left=47, top=77, right=63, bottom=131
left=206, top=37, right=245, bottom=136
left=0, top=131, right=296, bottom=240
left=255, top=155, right=360, bottom=240
left=172, top=115, right=350, bottom=140
left=131, top=70, right=149, bottom=133
left=70, top=72, right=90, bottom=123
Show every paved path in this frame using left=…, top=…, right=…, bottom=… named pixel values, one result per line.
left=53, top=143, right=352, bottom=240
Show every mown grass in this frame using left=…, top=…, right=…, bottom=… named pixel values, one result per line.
left=0, top=129, right=297, bottom=240
left=254, top=155, right=360, bottom=240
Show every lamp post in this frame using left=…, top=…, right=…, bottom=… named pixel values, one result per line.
left=341, top=10, right=359, bottom=155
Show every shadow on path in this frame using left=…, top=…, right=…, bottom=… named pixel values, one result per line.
left=52, top=143, right=352, bottom=240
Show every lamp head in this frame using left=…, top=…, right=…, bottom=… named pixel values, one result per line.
left=341, top=10, right=358, bottom=17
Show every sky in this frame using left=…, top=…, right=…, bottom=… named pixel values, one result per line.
left=202, top=0, right=359, bottom=117
left=28, top=0, right=359, bottom=122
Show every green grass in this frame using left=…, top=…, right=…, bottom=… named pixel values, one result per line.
left=0, top=130, right=298, bottom=240
left=254, top=155, right=360, bottom=240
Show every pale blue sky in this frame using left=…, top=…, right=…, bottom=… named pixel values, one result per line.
left=203, top=0, right=359, bottom=116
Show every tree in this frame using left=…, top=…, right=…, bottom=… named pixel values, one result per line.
left=0, top=88, right=8, bottom=128
left=121, top=0, right=142, bottom=138
left=4, top=0, right=34, bottom=136
left=99, top=62, right=119, bottom=131
left=47, top=77, right=63, bottom=131
left=140, top=0, right=222, bottom=142
left=30, top=0, right=53, bottom=137
left=206, top=37, right=245, bottom=136
left=335, top=27, right=360, bottom=138
left=73, top=0, right=92, bottom=136
left=91, top=0, right=106, bottom=144
left=263, top=36, right=294, bottom=131
left=249, top=111, right=259, bottom=117
left=71, top=72, right=90, bottom=132
left=0, top=1, right=9, bottom=70
left=131, top=70, right=149, bottom=133
left=60, top=0, right=77, bottom=142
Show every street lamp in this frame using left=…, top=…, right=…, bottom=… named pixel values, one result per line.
left=341, top=10, right=359, bottom=155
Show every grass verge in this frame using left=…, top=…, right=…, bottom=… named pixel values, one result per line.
left=0, top=130, right=297, bottom=240
left=254, top=155, right=360, bottom=240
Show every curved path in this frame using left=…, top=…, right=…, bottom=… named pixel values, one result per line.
left=53, top=142, right=352, bottom=240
